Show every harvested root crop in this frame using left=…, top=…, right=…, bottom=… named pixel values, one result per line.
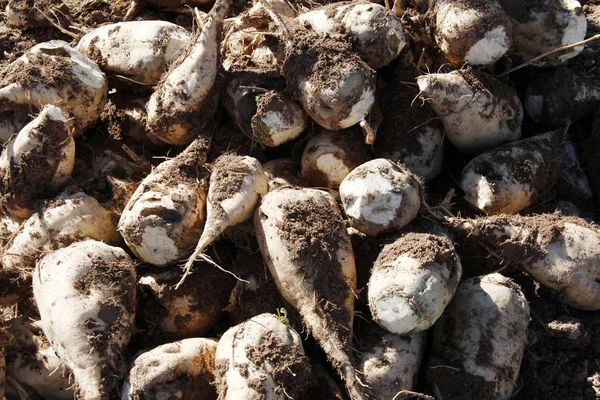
left=4, top=318, right=74, bottom=400
left=339, top=159, right=422, bottom=236
left=0, top=105, right=75, bottom=219
left=430, top=0, right=512, bottom=66
left=524, top=66, right=600, bottom=127
left=358, top=325, right=426, bottom=398
left=446, top=213, right=600, bottom=310
left=262, top=158, right=305, bottom=190
left=417, top=68, right=522, bottom=154
left=2, top=191, right=120, bottom=276
left=297, top=1, right=407, bottom=69
left=118, top=136, right=210, bottom=266
left=460, top=131, right=563, bottom=215
left=77, top=21, right=191, bottom=85
left=122, top=338, right=218, bottom=400
left=4, top=0, right=68, bottom=29
left=427, top=273, right=530, bottom=400
left=145, top=0, right=231, bottom=145
left=214, top=313, right=316, bottom=399
left=224, top=74, right=307, bottom=147
left=0, top=41, right=107, bottom=134
left=301, top=128, right=371, bottom=189
left=139, top=261, right=235, bottom=338
left=32, top=240, right=136, bottom=400
left=179, top=154, right=268, bottom=288
left=500, top=0, right=587, bottom=66
left=375, top=64, right=444, bottom=181
left=254, top=187, right=366, bottom=400
left=368, top=232, right=462, bottom=334
left=259, top=3, right=376, bottom=132
left=100, top=94, right=163, bottom=148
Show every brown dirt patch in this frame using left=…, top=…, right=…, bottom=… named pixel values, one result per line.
left=374, top=231, right=460, bottom=275
left=275, top=193, right=354, bottom=363
left=245, top=330, right=317, bottom=398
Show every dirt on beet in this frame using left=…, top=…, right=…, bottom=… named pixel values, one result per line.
left=275, top=193, right=354, bottom=360
left=376, top=58, right=444, bottom=177
left=0, top=111, right=73, bottom=217
left=374, top=231, right=460, bottom=276
left=138, top=258, right=235, bottom=336
left=245, top=330, right=317, bottom=399
left=302, top=126, right=371, bottom=189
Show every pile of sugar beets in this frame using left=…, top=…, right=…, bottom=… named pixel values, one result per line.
left=1, top=0, right=600, bottom=398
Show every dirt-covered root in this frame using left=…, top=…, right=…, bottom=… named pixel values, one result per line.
left=99, top=94, right=163, bottom=148
left=375, top=63, right=444, bottom=181
left=252, top=91, right=307, bottom=147
left=0, top=41, right=107, bottom=134
left=2, top=190, right=120, bottom=278
left=32, top=240, right=136, bottom=400
left=5, top=0, right=69, bottom=29
left=214, top=313, right=317, bottom=399
left=447, top=213, right=600, bottom=310
left=262, top=158, right=305, bottom=190
left=460, top=131, right=563, bottom=215
left=301, top=128, right=371, bottom=189
left=500, top=0, right=587, bottom=66
left=118, top=136, right=210, bottom=266
left=524, top=66, right=600, bottom=127
left=430, top=0, right=512, bottom=67
left=122, top=338, right=218, bottom=400
left=254, top=187, right=366, bottom=400
left=339, top=159, right=422, bottom=237
left=223, top=73, right=307, bottom=147
left=427, top=273, right=530, bottom=400
left=138, top=263, right=235, bottom=338
left=0, top=109, right=29, bottom=145
left=4, top=318, right=74, bottom=400
left=357, top=324, right=426, bottom=399
left=416, top=68, right=522, bottom=154
left=296, top=2, right=406, bottom=69
left=0, top=105, right=75, bottom=219
left=145, top=0, right=231, bottom=145
left=77, top=21, right=191, bottom=86
left=281, top=25, right=376, bottom=132
left=368, top=232, right=462, bottom=334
